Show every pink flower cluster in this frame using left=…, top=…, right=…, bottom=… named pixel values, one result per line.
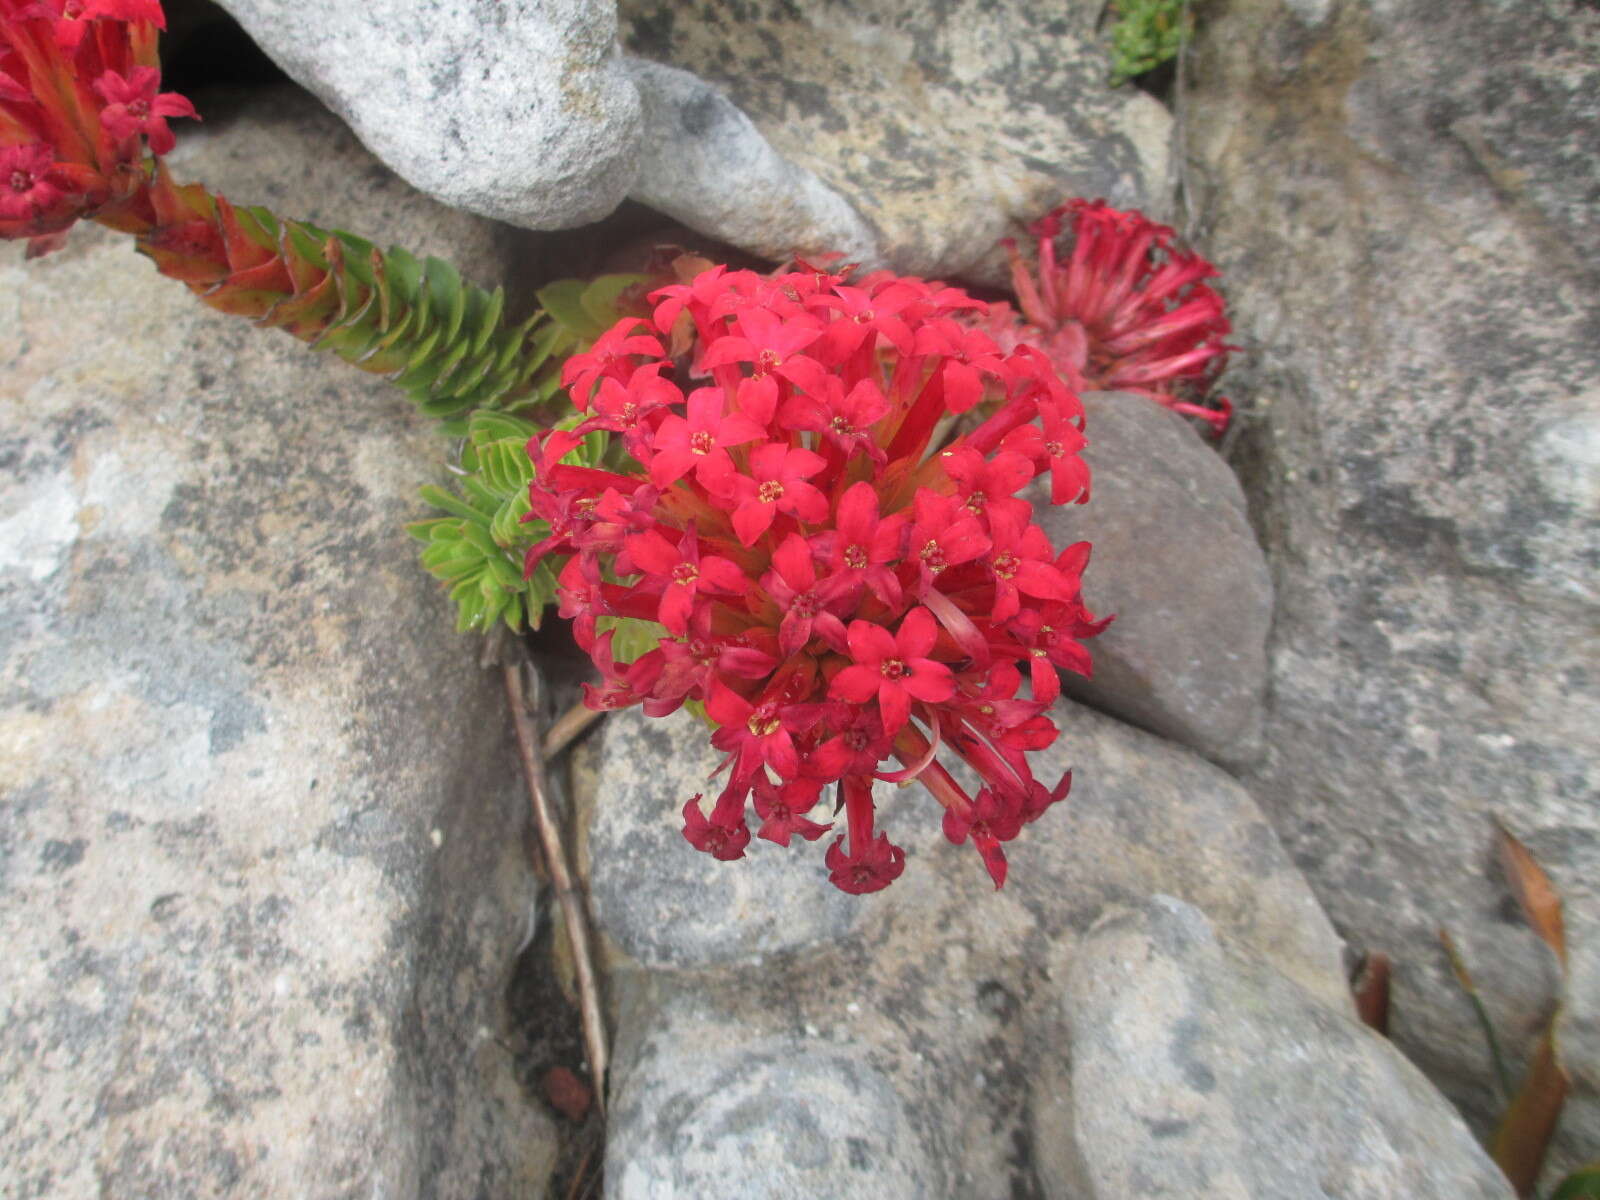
left=1, top=0, right=194, bottom=246
left=526, top=262, right=1108, bottom=893
left=985, top=198, right=1235, bottom=434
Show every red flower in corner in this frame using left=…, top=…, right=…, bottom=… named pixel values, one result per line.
left=0, top=0, right=197, bottom=247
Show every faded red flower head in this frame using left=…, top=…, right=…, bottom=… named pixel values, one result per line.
left=987, top=199, right=1236, bottom=434
left=524, top=258, right=1110, bottom=893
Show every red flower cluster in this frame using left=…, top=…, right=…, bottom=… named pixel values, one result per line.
left=526, top=262, right=1109, bottom=893
left=984, top=199, right=1235, bottom=434
left=0, top=0, right=194, bottom=248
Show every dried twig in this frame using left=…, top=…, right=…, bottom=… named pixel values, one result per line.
left=1174, top=0, right=1196, bottom=241
left=543, top=700, right=608, bottom=761
left=503, top=658, right=609, bottom=1116
left=564, top=1138, right=599, bottom=1200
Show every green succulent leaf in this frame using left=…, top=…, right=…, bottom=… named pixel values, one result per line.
left=409, top=409, right=614, bottom=635
left=1107, top=0, right=1192, bottom=86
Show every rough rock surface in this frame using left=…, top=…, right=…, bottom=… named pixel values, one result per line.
left=1041, top=897, right=1513, bottom=1199
left=620, top=0, right=1173, bottom=281
left=211, top=0, right=642, bottom=229
left=1187, top=0, right=1600, bottom=1164
left=586, top=700, right=1392, bottom=1195
left=577, top=700, right=1346, bottom=1002
left=0, top=89, right=553, bottom=1197
left=606, top=982, right=943, bottom=1199
left=1039, top=391, right=1271, bottom=766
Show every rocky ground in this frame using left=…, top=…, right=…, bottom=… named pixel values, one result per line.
left=2, top=0, right=1594, bottom=1197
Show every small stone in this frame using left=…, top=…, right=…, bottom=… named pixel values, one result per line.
left=572, top=705, right=866, bottom=969
left=1040, top=897, right=1513, bottom=1199
left=1035, top=391, right=1272, bottom=767
left=626, top=57, right=880, bottom=268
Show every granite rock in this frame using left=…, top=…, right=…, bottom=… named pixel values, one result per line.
left=1043, top=897, right=1513, bottom=1199
left=591, top=701, right=1351, bottom=1194
left=879, top=698, right=1350, bottom=1013
left=1039, top=391, right=1272, bottom=766
left=576, top=697, right=1347, bottom=1005
left=1187, top=0, right=1600, bottom=1166
left=621, top=0, right=1172, bottom=282
left=211, top=0, right=642, bottom=229
left=0, top=89, right=553, bottom=1198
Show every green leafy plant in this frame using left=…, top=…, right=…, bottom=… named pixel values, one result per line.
left=406, top=271, right=659, bottom=633
left=1106, top=0, right=1193, bottom=86
left=410, top=411, right=601, bottom=634
left=0, top=0, right=670, bottom=632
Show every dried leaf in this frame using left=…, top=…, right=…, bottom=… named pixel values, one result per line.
left=1351, top=951, right=1391, bottom=1036
left=1490, top=1020, right=1571, bottom=1198
left=1495, top=820, right=1567, bottom=968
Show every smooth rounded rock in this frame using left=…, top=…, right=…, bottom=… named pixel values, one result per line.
left=212, top=0, right=643, bottom=229
left=589, top=700, right=1352, bottom=1194
left=573, top=705, right=866, bottom=969
left=605, top=987, right=943, bottom=1200
left=1037, top=390, right=1272, bottom=766
left=620, top=0, right=1172, bottom=281
left=1042, top=897, right=1514, bottom=1200
left=627, top=57, right=881, bottom=268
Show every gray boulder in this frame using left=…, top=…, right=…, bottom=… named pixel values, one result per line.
left=620, top=0, right=1173, bottom=281
left=1041, top=897, right=1513, bottom=1199
left=1038, top=391, right=1272, bottom=766
left=0, top=89, right=553, bottom=1197
left=211, top=0, right=642, bottom=229
left=1186, top=0, right=1600, bottom=1165
left=576, top=699, right=1347, bottom=1002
